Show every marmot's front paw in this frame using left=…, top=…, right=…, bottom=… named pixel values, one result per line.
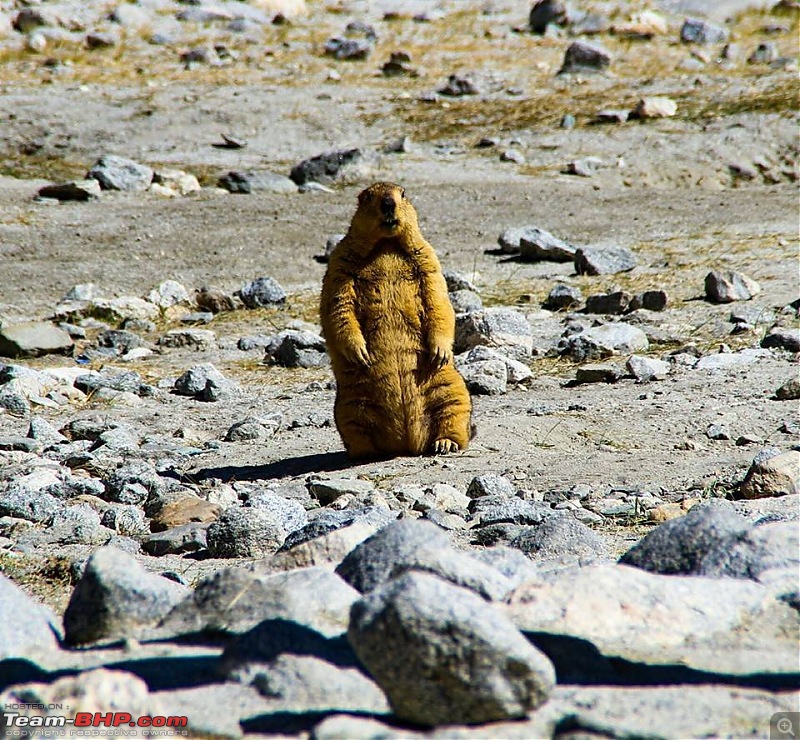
left=343, top=338, right=371, bottom=366
left=428, top=337, right=452, bottom=368
left=432, top=438, right=460, bottom=454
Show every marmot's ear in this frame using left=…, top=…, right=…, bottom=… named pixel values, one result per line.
left=358, top=189, right=372, bottom=205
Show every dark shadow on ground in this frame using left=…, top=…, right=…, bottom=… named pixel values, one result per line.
left=170, top=451, right=352, bottom=484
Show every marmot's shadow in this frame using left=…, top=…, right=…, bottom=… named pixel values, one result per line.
left=172, top=451, right=351, bottom=484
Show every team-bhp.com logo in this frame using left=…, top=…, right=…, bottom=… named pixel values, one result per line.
left=3, top=710, right=189, bottom=737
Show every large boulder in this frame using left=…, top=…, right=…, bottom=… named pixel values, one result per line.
left=348, top=572, right=555, bottom=725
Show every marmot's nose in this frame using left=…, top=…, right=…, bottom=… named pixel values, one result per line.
left=380, top=196, right=396, bottom=216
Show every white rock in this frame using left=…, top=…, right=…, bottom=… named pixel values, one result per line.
left=633, top=96, right=677, bottom=118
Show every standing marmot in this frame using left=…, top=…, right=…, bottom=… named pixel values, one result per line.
left=320, top=182, right=472, bottom=459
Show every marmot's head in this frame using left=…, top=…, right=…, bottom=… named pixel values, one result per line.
left=350, top=182, right=420, bottom=243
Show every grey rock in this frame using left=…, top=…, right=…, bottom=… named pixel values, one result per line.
left=309, top=478, right=375, bottom=506
left=158, top=329, right=216, bottom=351
left=217, top=170, right=297, bottom=194
left=87, top=155, right=153, bottom=192
left=195, top=286, right=236, bottom=313
left=460, top=358, right=508, bottom=395
left=38, top=179, right=101, bottom=201
left=238, top=276, right=287, bottom=308
left=225, top=415, right=281, bottom=442
left=0, top=321, right=73, bottom=358
left=442, top=269, right=478, bottom=293
left=470, top=496, right=552, bottom=527
left=439, top=73, right=480, bottom=96
left=0, top=574, right=62, bottom=659
left=530, top=0, right=568, bottom=33
left=100, top=505, right=149, bottom=536
left=620, top=503, right=751, bottom=574
left=86, top=31, right=118, bottom=49
left=776, top=377, right=800, bottom=400
left=738, top=450, right=800, bottom=499
left=142, top=523, right=210, bottom=556
left=63, top=546, right=188, bottom=645
left=511, top=513, right=611, bottom=562
left=156, top=566, right=359, bottom=639
left=279, top=507, right=395, bottom=551
left=574, top=362, right=622, bottom=384
left=730, top=305, right=775, bottom=326
left=471, top=546, right=541, bottom=589
left=13, top=9, right=49, bottom=33
left=264, top=329, right=328, bottom=368
left=28, top=416, right=68, bottom=447
left=467, top=474, right=516, bottom=499
left=336, top=519, right=450, bottom=593
left=0, top=484, right=62, bottom=523
left=75, top=370, right=146, bottom=396
left=762, top=327, right=800, bottom=353
left=498, top=226, right=545, bottom=255
left=595, top=108, right=629, bottom=124
left=563, top=323, right=649, bottom=361
left=0, top=436, right=39, bottom=452
left=749, top=41, right=779, bottom=63
left=180, top=312, right=213, bottom=325
left=630, top=289, right=669, bottom=312
left=103, top=461, right=162, bottom=505
left=272, top=517, right=395, bottom=571
left=227, top=653, right=389, bottom=716
left=518, top=227, right=576, bottom=262
left=348, top=572, right=555, bottom=725
left=507, top=563, right=799, bottom=685
left=206, top=506, right=286, bottom=558
left=109, top=4, right=151, bottom=28
left=39, top=503, right=110, bottom=546
left=566, top=156, right=605, bottom=177
left=705, top=269, right=761, bottom=303
left=449, top=289, right=483, bottom=313
left=680, top=17, right=728, bottom=44
left=543, top=283, right=583, bottom=310
left=575, top=246, right=637, bottom=275
left=585, top=290, right=632, bottom=314
left=455, top=307, right=533, bottom=356
left=388, top=547, right=516, bottom=602
left=290, top=148, right=362, bottom=186
left=695, top=348, right=769, bottom=370
left=626, top=354, right=670, bottom=381
left=732, top=494, right=800, bottom=525
left=559, top=41, right=611, bottom=74
left=456, top=344, right=533, bottom=385
left=501, top=149, right=525, bottom=164
left=699, top=521, right=799, bottom=584
left=0, top=391, right=30, bottom=417
left=97, top=329, right=147, bottom=354
left=707, top=423, right=731, bottom=440
left=325, top=36, right=373, bottom=60
left=174, top=363, right=233, bottom=398
left=245, top=490, right=308, bottom=533
left=237, top=334, right=274, bottom=351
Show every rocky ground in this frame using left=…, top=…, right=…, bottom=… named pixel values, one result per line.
left=0, top=0, right=798, bottom=737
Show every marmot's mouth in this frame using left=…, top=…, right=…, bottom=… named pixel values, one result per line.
left=382, top=218, right=399, bottom=229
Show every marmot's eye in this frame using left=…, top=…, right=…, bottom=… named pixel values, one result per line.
left=400, top=189, right=406, bottom=199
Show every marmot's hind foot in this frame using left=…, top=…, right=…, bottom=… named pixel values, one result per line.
left=432, top=438, right=460, bottom=455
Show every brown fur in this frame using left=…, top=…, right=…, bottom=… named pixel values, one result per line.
left=320, top=182, right=472, bottom=459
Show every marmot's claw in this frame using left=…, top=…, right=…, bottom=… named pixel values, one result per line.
left=432, top=438, right=459, bottom=454
left=430, top=343, right=452, bottom=368
left=346, top=341, right=371, bottom=366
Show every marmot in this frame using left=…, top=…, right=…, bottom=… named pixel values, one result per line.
left=320, top=182, right=472, bottom=459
